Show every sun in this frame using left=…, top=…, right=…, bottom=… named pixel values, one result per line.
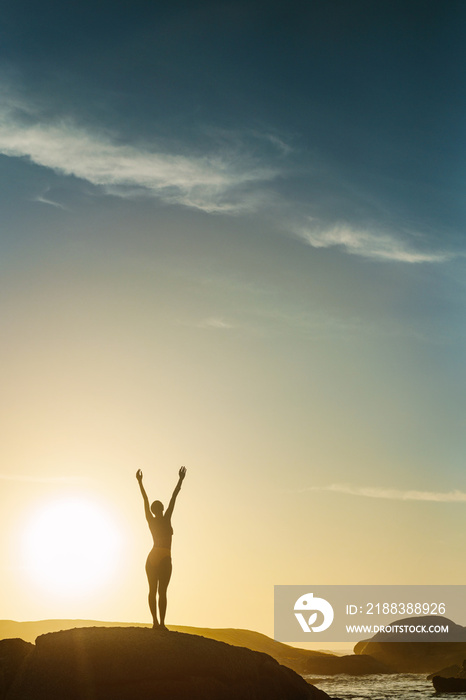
left=21, top=497, right=121, bottom=597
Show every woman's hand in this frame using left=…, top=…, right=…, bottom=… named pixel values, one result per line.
left=136, top=469, right=143, bottom=482
left=179, top=466, right=187, bottom=480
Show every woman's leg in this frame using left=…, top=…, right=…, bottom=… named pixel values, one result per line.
left=157, top=558, right=172, bottom=629
left=145, top=559, right=160, bottom=628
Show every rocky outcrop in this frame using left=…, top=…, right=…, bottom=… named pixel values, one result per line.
left=427, top=659, right=466, bottom=681
left=427, top=663, right=462, bottom=680
left=297, top=653, right=391, bottom=676
left=3, top=627, right=333, bottom=700
left=0, top=620, right=391, bottom=676
left=432, top=676, right=466, bottom=693
left=354, top=617, right=466, bottom=673
left=0, top=638, right=34, bottom=697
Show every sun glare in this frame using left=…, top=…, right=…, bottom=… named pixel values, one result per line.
left=21, top=498, right=121, bottom=597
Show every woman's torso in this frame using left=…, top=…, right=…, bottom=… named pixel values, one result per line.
left=148, top=515, right=173, bottom=550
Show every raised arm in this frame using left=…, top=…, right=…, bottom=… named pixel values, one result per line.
left=136, top=469, right=152, bottom=522
left=165, top=466, right=187, bottom=520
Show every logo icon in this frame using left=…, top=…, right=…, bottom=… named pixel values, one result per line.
left=294, top=592, right=334, bottom=632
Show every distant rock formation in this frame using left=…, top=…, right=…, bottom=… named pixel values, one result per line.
left=297, top=653, right=390, bottom=676
left=427, top=659, right=466, bottom=680
left=427, top=663, right=461, bottom=680
left=1, top=627, right=333, bottom=700
left=354, top=616, right=466, bottom=673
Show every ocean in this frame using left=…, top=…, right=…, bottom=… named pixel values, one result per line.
left=304, top=673, right=457, bottom=700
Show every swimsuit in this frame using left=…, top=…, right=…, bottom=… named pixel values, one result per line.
left=147, top=546, right=171, bottom=568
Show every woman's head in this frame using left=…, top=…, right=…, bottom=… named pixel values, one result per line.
left=151, top=500, right=164, bottom=516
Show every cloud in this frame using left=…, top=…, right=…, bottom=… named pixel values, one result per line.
left=32, top=187, right=68, bottom=210
left=0, top=98, right=278, bottom=214
left=300, top=483, right=466, bottom=502
left=294, top=222, right=453, bottom=264
left=0, top=89, right=456, bottom=264
left=0, top=474, right=88, bottom=483
left=198, top=317, right=234, bottom=329
left=33, top=195, right=67, bottom=209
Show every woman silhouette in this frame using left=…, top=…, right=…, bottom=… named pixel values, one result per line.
left=136, top=466, right=187, bottom=630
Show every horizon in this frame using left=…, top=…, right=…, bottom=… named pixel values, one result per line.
left=0, top=0, right=465, bottom=639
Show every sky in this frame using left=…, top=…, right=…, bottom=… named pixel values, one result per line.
left=0, top=0, right=465, bottom=638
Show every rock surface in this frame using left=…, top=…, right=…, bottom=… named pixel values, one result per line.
left=0, top=619, right=389, bottom=676
left=432, top=676, right=466, bottom=693
left=0, top=638, right=34, bottom=698
left=3, top=626, right=332, bottom=700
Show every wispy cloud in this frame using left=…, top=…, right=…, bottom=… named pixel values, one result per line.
left=0, top=97, right=278, bottom=214
left=32, top=188, right=68, bottom=210
left=0, top=474, right=88, bottom=483
left=294, top=221, right=453, bottom=264
left=198, top=317, right=234, bottom=330
left=0, top=88, right=456, bottom=264
left=300, top=483, right=466, bottom=502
